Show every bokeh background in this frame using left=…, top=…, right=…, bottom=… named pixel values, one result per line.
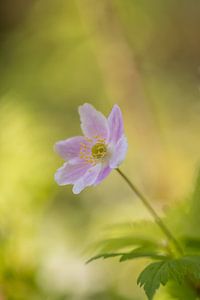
left=0, top=0, right=200, bottom=299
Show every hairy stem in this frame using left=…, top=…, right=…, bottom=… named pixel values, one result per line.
left=116, top=168, right=184, bottom=256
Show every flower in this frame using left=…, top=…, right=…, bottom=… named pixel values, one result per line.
left=54, top=103, right=128, bottom=194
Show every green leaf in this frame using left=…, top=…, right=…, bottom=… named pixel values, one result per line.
left=87, top=221, right=166, bottom=256
left=86, top=252, right=124, bottom=264
left=87, top=247, right=169, bottom=264
left=120, top=248, right=167, bottom=262
left=86, top=221, right=171, bottom=266
left=137, top=256, right=200, bottom=300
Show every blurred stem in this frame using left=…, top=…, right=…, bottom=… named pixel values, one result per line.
left=116, top=168, right=184, bottom=256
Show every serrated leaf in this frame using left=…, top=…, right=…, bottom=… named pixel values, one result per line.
left=137, top=261, right=168, bottom=300
left=86, top=252, right=124, bottom=264
left=86, top=220, right=172, bottom=268
left=120, top=248, right=167, bottom=262
left=87, top=247, right=169, bottom=264
left=137, top=256, right=200, bottom=300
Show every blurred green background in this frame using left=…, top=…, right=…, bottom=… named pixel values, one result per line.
left=0, top=0, right=200, bottom=299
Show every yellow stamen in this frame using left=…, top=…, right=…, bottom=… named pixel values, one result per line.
left=91, top=143, right=107, bottom=159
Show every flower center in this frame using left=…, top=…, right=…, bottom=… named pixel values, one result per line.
left=91, top=143, right=107, bottom=159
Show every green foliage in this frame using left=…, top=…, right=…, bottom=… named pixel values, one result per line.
left=88, top=168, right=200, bottom=299
left=87, top=247, right=168, bottom=264
left=120, top=247, right=167, bottom=262
left=137, top=256, right=200, bottom=300
left=87, top=252, right=124, bottom=263
left=88, top=220, right=165, bottom=254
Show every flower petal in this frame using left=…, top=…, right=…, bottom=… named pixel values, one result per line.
left=54, top=136, right=88, bottom=160
left=54, top=160, right=90, bottom=186
left=72, top=163, right=102, bottom=194
left=109, top=136, right=128, bottom=169
left=78, top=103, right=110, bottom=141
left=94, top=165, right=112, bottom=185
left=108, top=104, right=124, bottom=144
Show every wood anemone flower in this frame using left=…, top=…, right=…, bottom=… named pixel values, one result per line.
left=54, top=103, right=128, bottom=194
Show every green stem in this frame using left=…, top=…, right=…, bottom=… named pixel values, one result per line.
left=116, top=168, right=184, bottom=256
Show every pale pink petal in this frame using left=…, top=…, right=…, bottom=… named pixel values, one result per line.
left=54, top=136, right=89, bottom=160
left=78, top=103, right=110, bottom=141
left=94, top=165, right=112, bottom=185
left=109, top=136, right=128, bottom=169
left=72, top=163, right=102, bottom=194
left=108, top=105, right=124, bottom=144
left=55, top=160, right=90, bottom=186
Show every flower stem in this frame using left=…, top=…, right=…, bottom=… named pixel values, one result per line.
left=116, top=168, right=184, bottom=256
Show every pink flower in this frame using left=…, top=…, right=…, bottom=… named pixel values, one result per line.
left=54, top=103, right=128, bottom=194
